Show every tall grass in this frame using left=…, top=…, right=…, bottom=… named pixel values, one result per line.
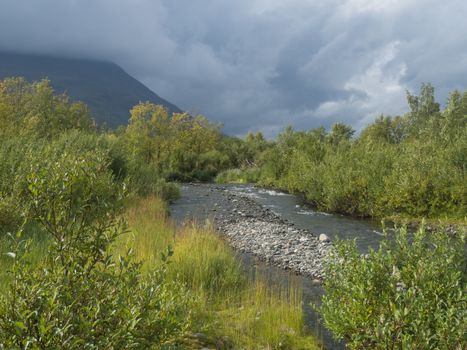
left=0, top=226, right=49, bottom=295
left=115, top=195, right=175, bottom=270
left=169, top=225, right=246, bottom=300
left=121, top=195, right=321, bottom=349
left=216, top=280, right=310, bottom=349
left=1, top=196, right=320, bottom=348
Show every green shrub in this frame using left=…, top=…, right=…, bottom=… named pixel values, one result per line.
left=0, top=197, right=22, bottom=235
left=0, top=233, right=193, bottom=349
left=320, top=225, right=466, bottom=350
left=126, top=160, right=180, bottom=201
left=0, top=146, right=192, bottom=349
left=0, top=77, right=95, bottom=139
left=152, top=179, right=180, bottom=203
left=253, top=87, right=467, bottom=220
left=215, top=167, right=260, bottom=184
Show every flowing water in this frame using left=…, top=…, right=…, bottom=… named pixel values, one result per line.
left=170, top=184, right=385, bottom=349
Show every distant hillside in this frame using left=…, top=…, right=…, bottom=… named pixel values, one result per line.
left=0, top=52, right=181, bottom=127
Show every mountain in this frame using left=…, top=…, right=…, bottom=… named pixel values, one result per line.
left=0, top=52, right=181, bottom=127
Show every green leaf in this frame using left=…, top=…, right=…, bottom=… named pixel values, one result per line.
left=15, top=321, right=26, bottom=331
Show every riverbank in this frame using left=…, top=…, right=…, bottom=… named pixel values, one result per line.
left=209, top=185, right=332, bottom=279
left=122, top=195, right=322, bottom=349
left=172, top=183, right=360, bottom=350
left=0, top=195, right=321, bottom=349
left=216, top=174, right=466, bottom=232
left=180, top=182, right=466, bottom=350
left=382, top=215, right=465, bottom=234
left=173, top=183, right=332, bottom=279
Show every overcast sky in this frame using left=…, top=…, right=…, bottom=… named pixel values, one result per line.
left=1, top=0, right=466, bottom=136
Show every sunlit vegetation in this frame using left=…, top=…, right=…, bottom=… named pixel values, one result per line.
left=0, top=77, right=318, bottom=348
left=320, top=225, right=466, bottom=349
left=218, top=84, right=466, bottom=222
left=122, top=197, right=318, bottom=349
left=0, top=76, right=465, bottom=349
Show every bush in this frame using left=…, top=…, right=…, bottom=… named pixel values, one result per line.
left=0, top=78, right=95, bottom=139
left=215, top=167, right=260, bottom=184
left=126, top=160, right=180, bottom=201
left=0, top=197, right=22, bottom=235
left=320, top=225, right=466, bottom=350
left=0, top=236, right=192, bottom=349
left=0, top=146, right=192, bottom=349
left=253, top=87, right=467, bottom=220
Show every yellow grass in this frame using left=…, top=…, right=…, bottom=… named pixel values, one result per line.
left=121, top=195, right=321, bottom=349
left=1, top=195, right=321, bottom=348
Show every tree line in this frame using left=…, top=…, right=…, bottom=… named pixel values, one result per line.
left=219, top=83, right=466, bottom=221
left=0, top=77, right=318, bottom=348
left=0, top=77, right=465, bottom=349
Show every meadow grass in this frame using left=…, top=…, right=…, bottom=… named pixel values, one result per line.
left=115, top=195, right=175, bottom=270
left=1, top=196, right=320, bottom=348
left=168, top=225, right=246, bottom=300
left=0, top=225, right=49, bottom=295
left=122, top=195, right=321, bottom=349
left=215, top=280, right=314, bottom=349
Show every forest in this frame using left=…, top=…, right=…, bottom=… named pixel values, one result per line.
left=0, top=77, right=465, bottom=349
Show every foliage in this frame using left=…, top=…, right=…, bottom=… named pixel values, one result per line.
left=320, top=225, right=467, bottom=350
left=0, top=77, right=94, bottom=139
left=1, top=76, right=464, bottom=348
left=124, top=103, right=224, bottom=182
left=215, top=167, right=261, bottom=184
left=116, top=197, right=320, bottom=349
left=0, top=229, right=49, bottom=296
left=1, top=78, right=465, bottom=220
left=253, top=85, right=467, bottom=220
left=0, top=196, right=22, bottom=236
left=126, top=160, right=180, bottom=201
left=0, top=147, right=193, bottom=349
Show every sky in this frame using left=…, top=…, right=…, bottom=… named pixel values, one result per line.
left=1, top=0, right=466, bottom=136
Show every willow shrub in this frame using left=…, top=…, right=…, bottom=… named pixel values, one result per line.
left=126, top=159, right=180, bottom=201
left=320, top=225, right=466, bottom=350
left=0, top=147, right=192, bottom=349
left=215, top=167, right=261, bottom=184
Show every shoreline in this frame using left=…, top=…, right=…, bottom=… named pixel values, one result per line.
left=188, top=183, right=332, bottom=280
left=213, top=181, right=466, bottom=233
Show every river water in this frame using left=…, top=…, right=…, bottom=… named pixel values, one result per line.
left=170, top=184, right=385, bottom=349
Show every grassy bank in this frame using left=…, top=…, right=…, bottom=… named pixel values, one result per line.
left=1, top=195, right=319, bottom=349
left=382, top=214, right=467, bottom=229
left=113, top=195, right=321, bottom=349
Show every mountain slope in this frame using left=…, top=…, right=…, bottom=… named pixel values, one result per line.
left=0, top=52, right=181, bottom=127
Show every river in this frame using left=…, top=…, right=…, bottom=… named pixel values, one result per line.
left=170, top=183, right=385, bottom=349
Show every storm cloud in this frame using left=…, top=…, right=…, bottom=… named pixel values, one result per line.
left=1, top=0, right=466, bottom=135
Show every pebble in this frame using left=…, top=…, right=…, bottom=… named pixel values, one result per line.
left=184, top=184, right=332, bottom=280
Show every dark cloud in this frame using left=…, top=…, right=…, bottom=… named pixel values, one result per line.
left=1, top=0, right=466, bottom=136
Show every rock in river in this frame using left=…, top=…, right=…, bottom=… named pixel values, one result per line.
left=183, top=184, right=332, bottom=280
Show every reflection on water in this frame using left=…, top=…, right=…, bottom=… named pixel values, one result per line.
left=171, top=184, right=386, bottom=349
